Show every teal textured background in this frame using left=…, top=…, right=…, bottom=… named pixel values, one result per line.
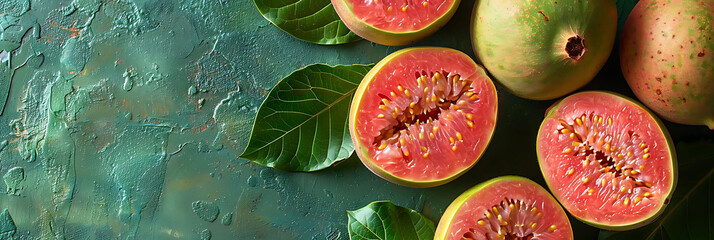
left=0, top=0, right=711, bottom=239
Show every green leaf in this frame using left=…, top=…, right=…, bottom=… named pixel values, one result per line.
left=598, top=140, right=714, bottom=240
left=241, top=63, right=373, bottom=172
left=347, top=201, right=436, bottom=240
left=254, top=0, right=362, bottom=45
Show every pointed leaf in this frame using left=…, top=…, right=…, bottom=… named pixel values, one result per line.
left=347, top=201, right=436, bottom=240
left=241, top=63, right=373, bottom=172
left=254, top=0, right=362, bottom=45
left=599, top=140, right=714, bottom=240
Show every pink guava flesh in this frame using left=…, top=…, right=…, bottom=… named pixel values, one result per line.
left=538, top=92, right=675, bottom=228
left=437, top=177, right=573, bottom=240
left=352, top=48, right=497, bottom=183
left=346, top=0, right=454, bottom=32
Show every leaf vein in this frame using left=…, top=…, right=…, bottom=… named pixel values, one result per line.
left=644, top=167, right=714, bottom=239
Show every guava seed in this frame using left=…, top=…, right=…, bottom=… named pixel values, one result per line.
left=557, top=113, right=654, bottom=207
left=372, top=71, right=479, bottom=162
left=462, top=198, right=559, bottom=240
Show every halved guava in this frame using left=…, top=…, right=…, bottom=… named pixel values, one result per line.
left=435, top=176, right=573, bottom=240
left=349, top=47, right=497, bottom=188
left=331, top=0, right=460, bottom=46
left=537, top=91, right=677, bottom=230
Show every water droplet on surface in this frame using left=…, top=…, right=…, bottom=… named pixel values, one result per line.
left=199, top=229, right=211, bottom=240
left=191, top=200, right=220, bottom=222
left=221, top=212, right=233, bottom=226
left=323, top=189, right=333, bottom=198
left=246, top=176, right=257, bottom=187
left=259, top=168, right=274, bottom=180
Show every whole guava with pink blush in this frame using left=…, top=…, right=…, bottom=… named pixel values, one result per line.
left=620, top=0, right=714, bottom=129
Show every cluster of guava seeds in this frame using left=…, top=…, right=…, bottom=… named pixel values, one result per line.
left=374, top=0, right=435, bottom=12
left=557, top=113, right=655, bottom=206
left=462, top=198, right=559, bottom=240
left=372, top=71, right=479, bottom=161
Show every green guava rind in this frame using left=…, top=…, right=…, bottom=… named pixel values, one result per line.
left=471, top=0, right=617, bottom=100
left=331, top=0, right=460, bottom=46
left=536, top=91, right=678, bottom=231
left=348, top=47, right=497, bottom=188
left=620, top=0, right=714, bottom=129
left=434, top=176, right=573, bottom=240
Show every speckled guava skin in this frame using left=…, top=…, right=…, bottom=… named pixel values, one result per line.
left=471, top=0, right=617, bottom=100
left=620, top=0, right=714, bottom=129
